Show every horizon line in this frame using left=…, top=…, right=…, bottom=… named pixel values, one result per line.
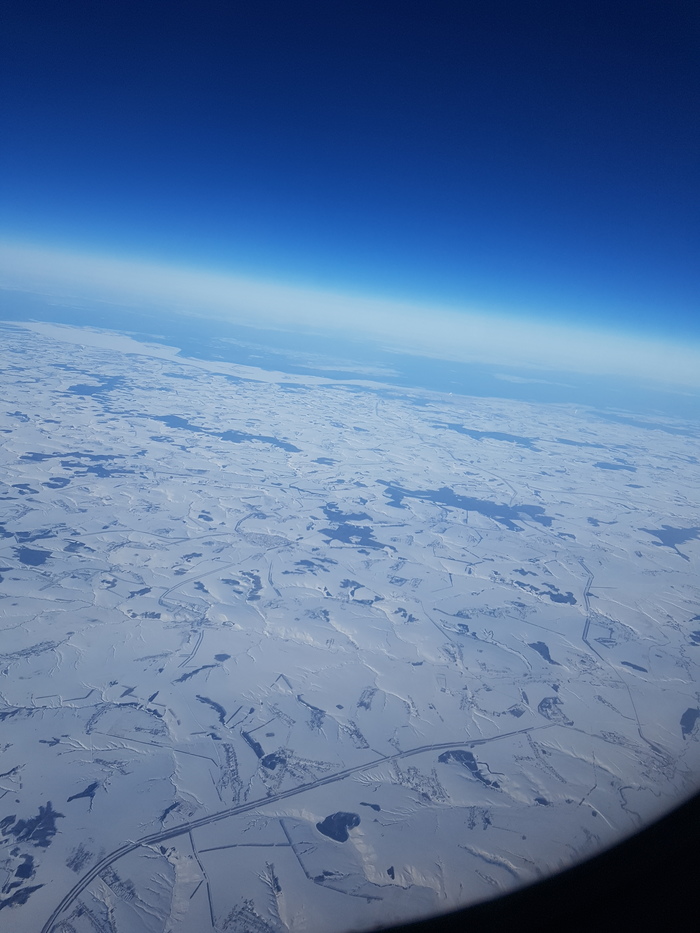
left=1, top=238, right=699, bottom=390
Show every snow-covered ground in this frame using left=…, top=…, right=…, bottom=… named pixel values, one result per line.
left=1, top=320, right=699, bottom=933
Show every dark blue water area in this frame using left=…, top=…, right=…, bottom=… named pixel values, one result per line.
left=0, top=883, right=44, bottom=911
left=151, top=414, right=299, bottom=452
left=261, top=750, right=287, bottom=770
left=2, top=290, right=699, bottom=423
left=438, top=750, right=499, bottom=788
left=641, top=526, right=700, bottom=549
left=555, top=437, right=606, bottom=449
left=595, top=412, right=697, bottom=437
left=528, top=641, right=559, bottom=664
left=195, top=695, right=227, bottom=725
left=593, top=461, right=637, bottom=472
left=14, top=547, right=51, bottom=566
left=322, top=503, right=371, bottom=523
left=0, top=801, right=64, bottom=848
left=316, top=812, right=360, bottom=842
left=67, top=782, right=99, bottom=803
left=14, top=854, right=35, bottom=879
left=680, top=708, right=700, bottom=738
left=434, top=424, right=539, bottom=450
left=379, top=481, right=554, bottom=531
left=66, top=376, right=125, bottom=397
left=241, top=730, right=265, bottom=759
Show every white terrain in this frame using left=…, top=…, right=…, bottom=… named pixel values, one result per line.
left=0, top=319, right=699, bottom=933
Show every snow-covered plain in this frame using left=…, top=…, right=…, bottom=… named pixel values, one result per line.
left=1, top=320, right=699, bottom=933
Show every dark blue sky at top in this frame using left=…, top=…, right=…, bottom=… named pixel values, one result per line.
left=2, top=0, right=698, bottom=339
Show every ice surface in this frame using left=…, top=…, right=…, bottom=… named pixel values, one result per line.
left=0, top=320, right=698, bottom=932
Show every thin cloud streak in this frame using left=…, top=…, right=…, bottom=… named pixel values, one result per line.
left=1, top=241, right=699, bottom=388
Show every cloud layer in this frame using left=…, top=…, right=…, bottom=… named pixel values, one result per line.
left=2, top=240, right=699, bottom=388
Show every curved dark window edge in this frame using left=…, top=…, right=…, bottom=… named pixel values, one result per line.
left=378, top=789, right=699, bottom=933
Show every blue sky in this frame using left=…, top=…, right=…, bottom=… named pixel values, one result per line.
left=1, top=1, right=698, bottom=345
